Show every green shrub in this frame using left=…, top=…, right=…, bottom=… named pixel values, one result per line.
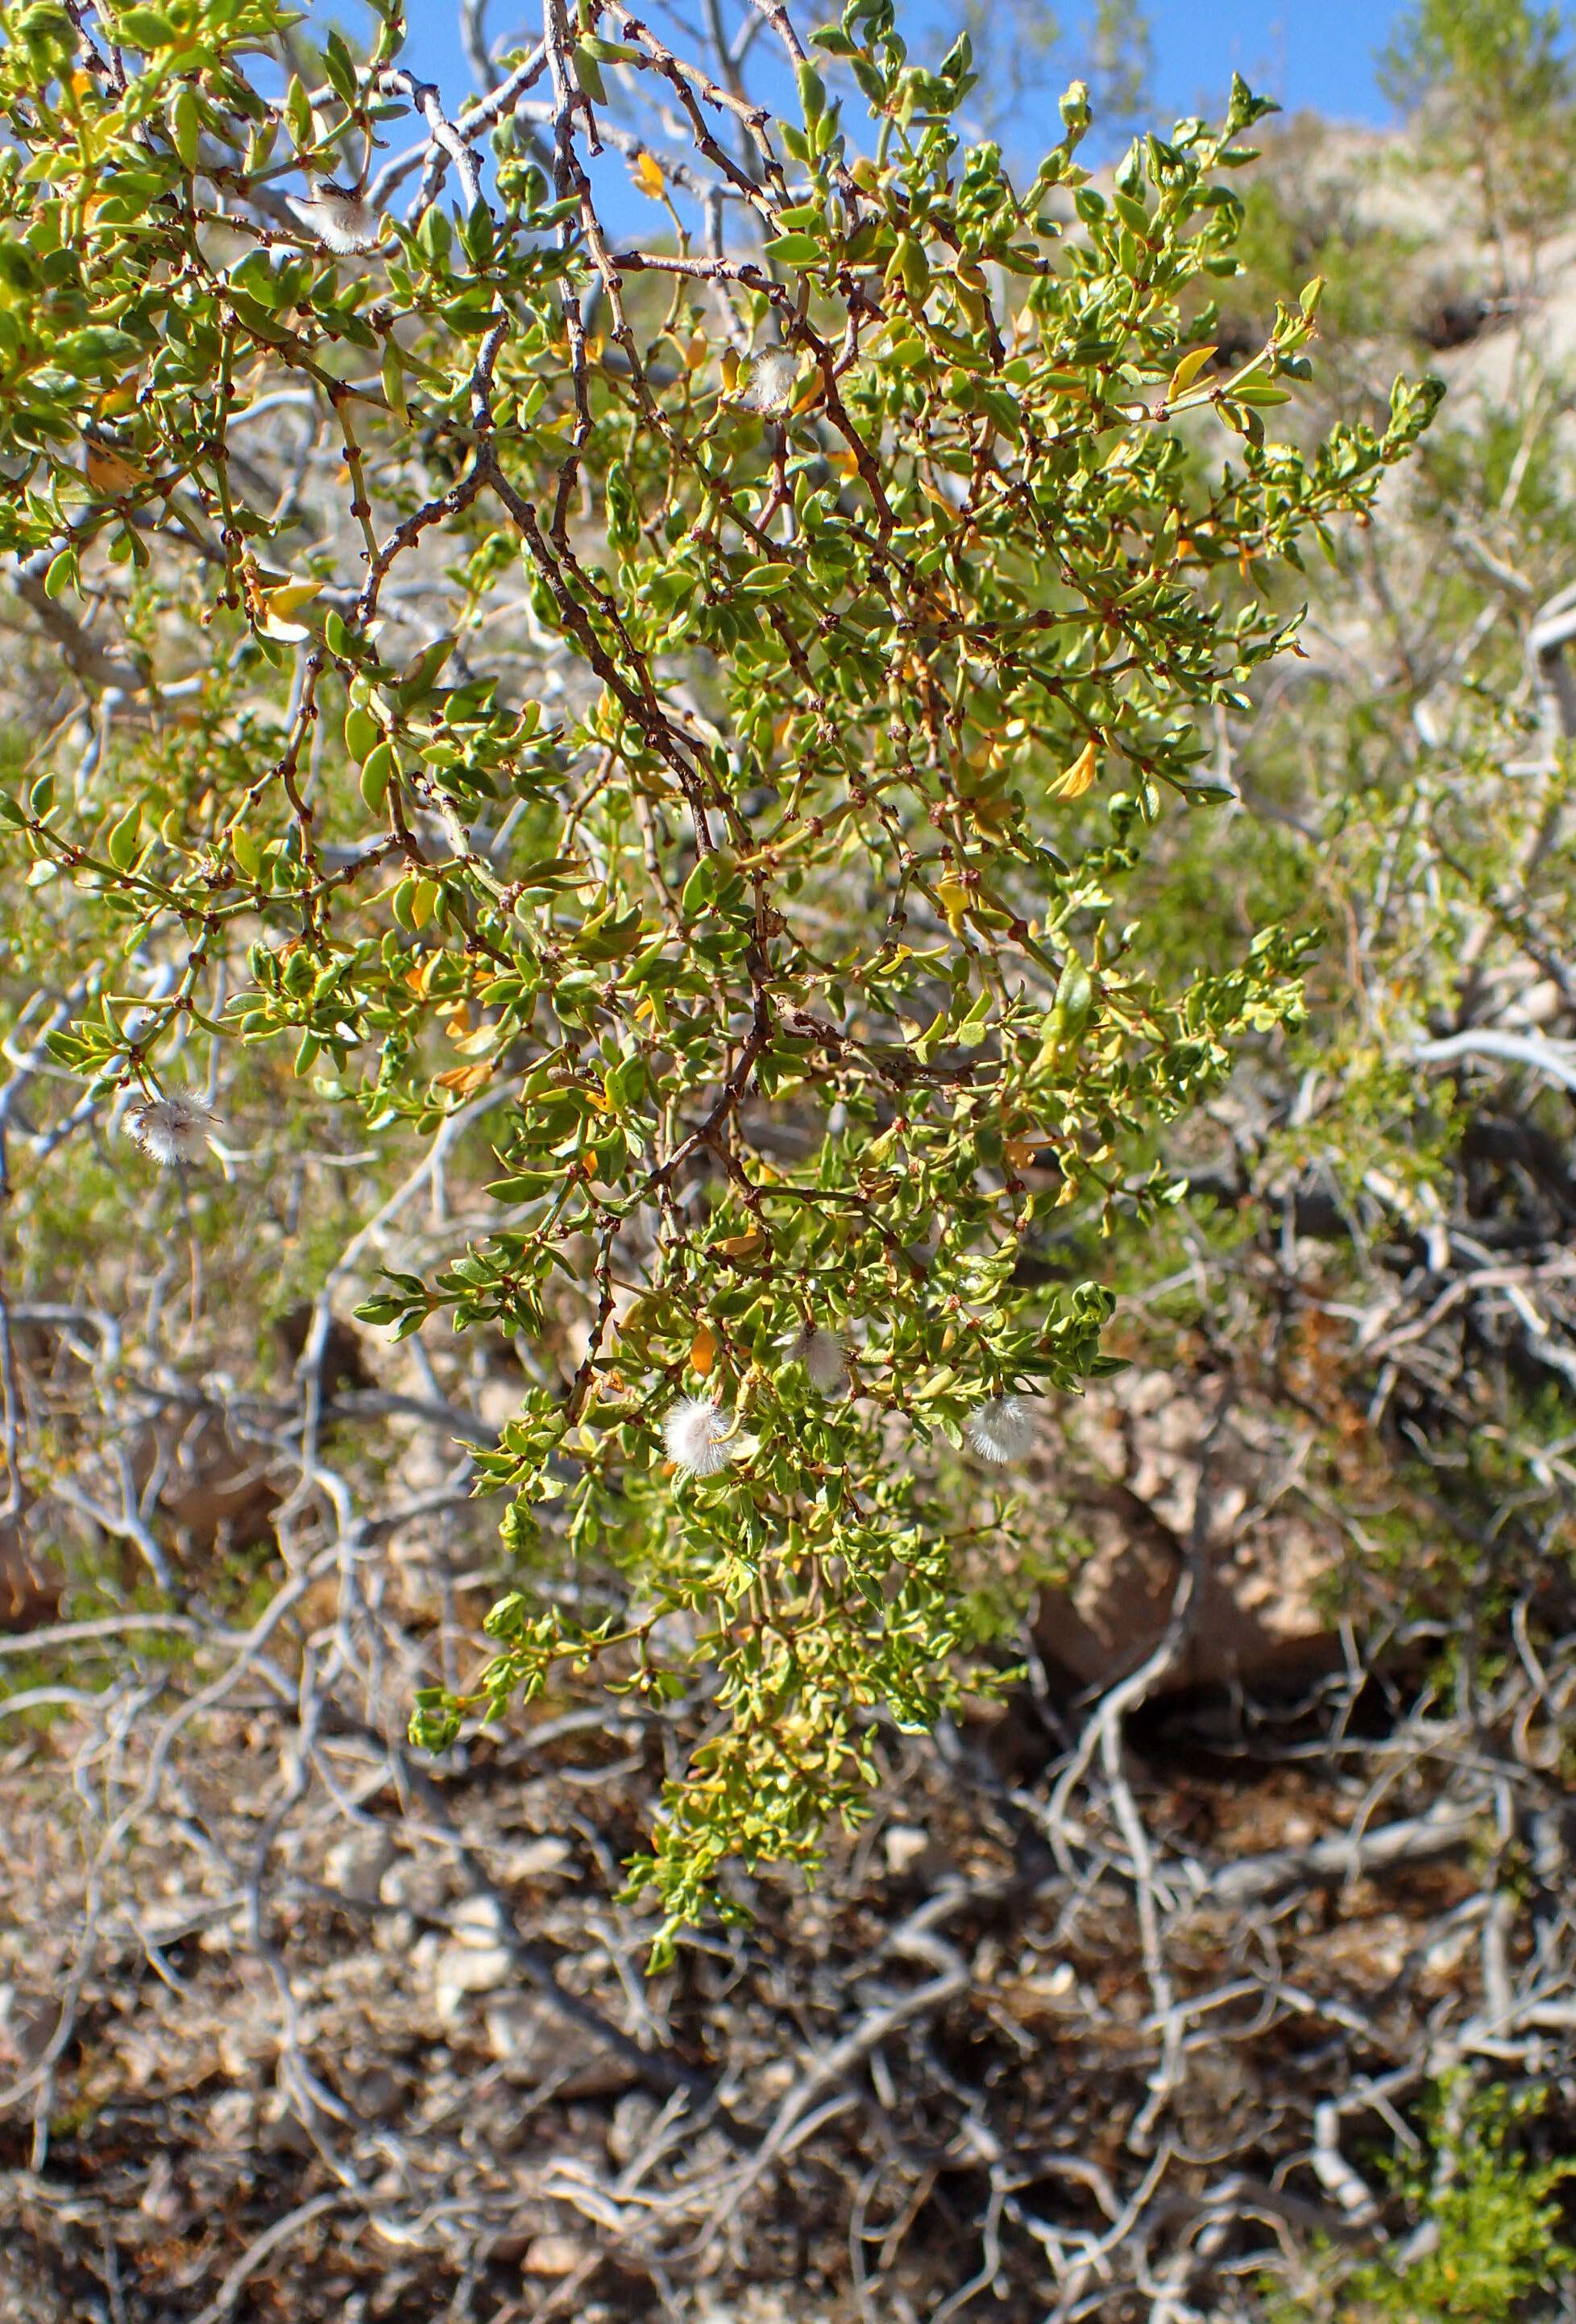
left=0, top=0, right=1437, bottom=1948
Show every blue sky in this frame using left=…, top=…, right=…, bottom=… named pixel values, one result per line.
left=372, top=1, right=1414, bottom=243
left=1147, top=4, right=1406, bottom=123
left=394, top=0, right=1411, bottom=129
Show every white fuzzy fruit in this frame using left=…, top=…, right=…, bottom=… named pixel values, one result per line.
left=663, top=1396, right=735, bottom=1477
left=741, top=346, right=800, bottom=416
left=967, top=1393, right=1039, bottom=1464
left=120, top=1091, right=218, bottom=1168
left=287, top=185, right=380, bottom=256
left=788, top=1326, right=847, bottom=1394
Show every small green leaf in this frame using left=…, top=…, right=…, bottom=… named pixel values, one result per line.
left=579, top=34, right=644, bottom=62
left=360, top=741, right=395, bottom=811
left=106, top=803, right=142, bottom=870
left=115, top=6, right=177, bottom=48
left=169, top=85, right=200, bottom=172
left=44, top=547, right=77, bottom=600
left=381, top=336, right=409, bottom=421
left=345, top=706, right=380, bottom=761
left=764, top=233, right=823, bottom=268
left=322, top=28, right=359, bottom=106
left=285, top=73, right=313, bottom=152
left=796, top=61, right=827, bottom=119
left=572, top=44, right=607, bottom=102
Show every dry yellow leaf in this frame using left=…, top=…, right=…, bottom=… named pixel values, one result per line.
left=690, top=1322, right=718, bottom=1375
left=1165, top=343, right=1217, bottom=403
left=634, top=150, right=665, bottom=198
left=1050, top=740, right=1098, bottom=800
left=85, top=444, right=141, bottom=497
left=934, top=878, right=969, bottom=936
left=715, top=1230, right=761, bottom=1258
left=264, top=579, right=323, bottom=620
left=1003, top=1137, right=1038, bottom=1168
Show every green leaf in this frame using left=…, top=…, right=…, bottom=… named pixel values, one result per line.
left=359, top=741, right=395, bottom=811
left=579, top=35, right=644, bottom=62
left=381, top=336, right=409, bottom=421
left=796, top=61, right=827, bottom=119
left=572, top=44, right=607, bottom=102
left=345, top=705, right=380, bottom=761
left=285, top=73, right=313, bottom=152
left=169, top=85, right=201, bottom=172
left=397, top=633, right=457, bottom=703
left=114, top=5, right=177, bottom=48
left=322, top=28, right=359, bottom=106
left=105, top=803, right=141, bottom=870
left=763, top=233, right=824, bottom=268
left=461, top=201, right=496, bottom=270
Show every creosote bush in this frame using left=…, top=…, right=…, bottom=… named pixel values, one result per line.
left=0, top=0, right=1439, bottom=1950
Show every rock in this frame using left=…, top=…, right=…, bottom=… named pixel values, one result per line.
left=139, top=2152, right=180, bottom=2223
left=350, top=2066, right=402, bottom=2120
left=258, top=2094, right=314, bottom=2157
left=381, top=1859, right=450, bottom=1915
left=0, top=1986, right=60, bottom=2068
left=450, top=1893, right=508, bottom=1944
left=325, top=1828, right=396, bottom=1905
left=371, top=1908, right=417, bottom=1956
left=522, top=2234, right=592, bottom=2277
left=435, top=1941, right=515, bottom=2016
left=606, top=2089, right=658, bottom=2166
left=1034, top=1370, right=1340, bottom=1696
left=483, top=1996, right=639, bottom=2096
left=496, top=1836, right=574, bottom=1882
left=478, top=2228, right=535, bottom=2266
left=130, top=1409, right=281, bottom=1559
left=483, top=1997, right=539, bottom=2061
left=882, top=1824, right=929, bottom=1877
left=206, top=2089, right=258, bottom=2143
left=433, top=1894, right=519, bottom=2014
left=272, top=1302, right=375, bottom=1398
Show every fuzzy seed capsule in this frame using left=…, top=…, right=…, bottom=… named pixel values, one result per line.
left=967, top=1393, right=1039, bottom=1464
